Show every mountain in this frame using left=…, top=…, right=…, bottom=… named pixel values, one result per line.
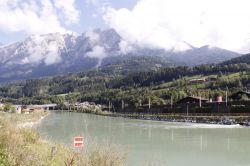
left=100, top=55, right=172, bottom=74
left=168, top=45, right=240, bottom=66
left=0, top=29, right=121, bottom=82
left=220, top=53, right=250, bottom=65
left=0, top=29, right=241, bottom=83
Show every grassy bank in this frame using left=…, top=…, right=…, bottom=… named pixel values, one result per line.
left=0, top=112, right=126, bottom=166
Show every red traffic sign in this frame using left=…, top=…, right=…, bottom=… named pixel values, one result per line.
left=74, top=136, right=84, bottom=148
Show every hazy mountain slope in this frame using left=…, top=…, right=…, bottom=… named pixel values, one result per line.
left=220, top=53, right=250, bottom=65
left=101, top=55, right=172, bottom=74
left=168, top=45, right=240, bottom=66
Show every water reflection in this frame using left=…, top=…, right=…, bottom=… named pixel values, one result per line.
left=200, top=135, right=203, bottom=151
left=171, top=129, right=174, bottom=143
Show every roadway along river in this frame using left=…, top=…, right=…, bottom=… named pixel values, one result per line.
left=36, top=112, right=250, bottom=166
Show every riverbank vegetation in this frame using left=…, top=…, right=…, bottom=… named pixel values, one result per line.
left=0, top=113, right=126, bottom=166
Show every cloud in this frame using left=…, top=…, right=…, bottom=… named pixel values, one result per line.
left=0, top=0, right=80, bottom=65
left=22, top=34, right=63, bottom=65
left=119, top=40, right=134, bottom=54
left=104, top=0, right=250, bottom=54
left=54, top=0, right=80, bottom=25
left=86, top=45, right=106, bottom=66
left=44, top=41, right=62, bottom=65
left=86, top=45, right=106, bottom=59
left=0, top=0, right=80, bottom=35
left=85, top=0, right=110, bottom=6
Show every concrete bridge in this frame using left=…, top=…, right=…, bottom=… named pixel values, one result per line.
left=26, top=104, right=57, bottom=110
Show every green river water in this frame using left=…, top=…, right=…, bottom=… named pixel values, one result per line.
left=36, top=112, right=250, bottom=166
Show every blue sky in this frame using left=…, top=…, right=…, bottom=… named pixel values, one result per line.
left=1, top=0, right=250, bottom=54
left=71, top=0, right=136, bottom=32
left=0, top=0, right=137, bottom=44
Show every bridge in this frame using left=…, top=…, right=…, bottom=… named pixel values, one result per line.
left=26, top=104, right=57, bottom=110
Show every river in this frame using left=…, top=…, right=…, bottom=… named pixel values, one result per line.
left=36, top=112, right=250, bottom=166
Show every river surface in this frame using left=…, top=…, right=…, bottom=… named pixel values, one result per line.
left=36, top=112, right=250, bottom=166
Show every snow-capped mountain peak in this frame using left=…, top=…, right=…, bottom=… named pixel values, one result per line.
left=0, top=29, right=241, bottom=83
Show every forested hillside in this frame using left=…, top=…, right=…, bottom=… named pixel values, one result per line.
left=1, top=62, right=250, bottom=109
left=221, top=53, right=250, bottom=65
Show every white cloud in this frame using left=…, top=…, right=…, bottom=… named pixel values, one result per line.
left=86, top=45, right=106, bottom=66
left=44, top=41, right=62, bottom=65
left=22, top=34, right=63, bottom=65
left=104, top=0, right=250, bottom=54
left=119, top=40, right=134, bottom=54
left=86, top=45, right=106, bottom=59
left=54, top=0, right=80, bottom=25
left=0, top=0, right=80, bottom=65
left=0, top=0, right=79, bottom=35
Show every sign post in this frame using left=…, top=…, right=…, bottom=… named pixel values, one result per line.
left=74, top=136, right=84, bottom=148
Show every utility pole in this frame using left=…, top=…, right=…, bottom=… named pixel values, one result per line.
left=108, top=101, right=111, bottom=112
left=122, top=99, right=125, bottom=110
left=148, top=97, right=151, bottom=109
left=186, top=102, right=189, bottom=117
left=226, top=91, right=228, bottom=106
left=199, top=95, right=202, bottom=108
left=171, top=96, right=173, bottom=109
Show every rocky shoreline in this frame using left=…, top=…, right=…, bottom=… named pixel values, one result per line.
left=92, top=111, right=250, bottom=127
left=57, top=109, right=250, bottom=126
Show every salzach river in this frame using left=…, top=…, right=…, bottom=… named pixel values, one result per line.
left=36, top=112, right=250, bottom=166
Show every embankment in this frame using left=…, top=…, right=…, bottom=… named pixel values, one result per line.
left=0, top=112, right=126, bottom=166
left=71, top=109, right=250, bottom=126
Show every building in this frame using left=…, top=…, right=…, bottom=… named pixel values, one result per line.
left=189, top=78, right=207, bottom=84
left=207, top=76, right=217, bottom=82
left=76, top=102, right=96, bottom=107
left=177, top=96, right=209, bottom=104
left=216, top=96, right=223, bottom=102
left=230, top=91, right=250, bottom=101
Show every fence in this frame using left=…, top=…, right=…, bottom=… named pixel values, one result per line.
left=105, top=100, right=250, bottom=116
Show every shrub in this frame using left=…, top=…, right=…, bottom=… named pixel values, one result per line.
left=0, top=113, right=126, bottom=166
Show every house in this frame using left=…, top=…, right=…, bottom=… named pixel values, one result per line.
left=177, top=96, right=209, bottom=104
left=230, top=91, right=250, bottom=101
left=76, top=102, right=96, bottom=107
left=216, top=96, right=223, bottom=102
left=208, top=76, right=217, bottom=82
left=189, top=78, right=207, bottom=84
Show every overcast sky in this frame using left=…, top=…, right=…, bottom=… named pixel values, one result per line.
left=1, top=0, right=250, bottom=53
